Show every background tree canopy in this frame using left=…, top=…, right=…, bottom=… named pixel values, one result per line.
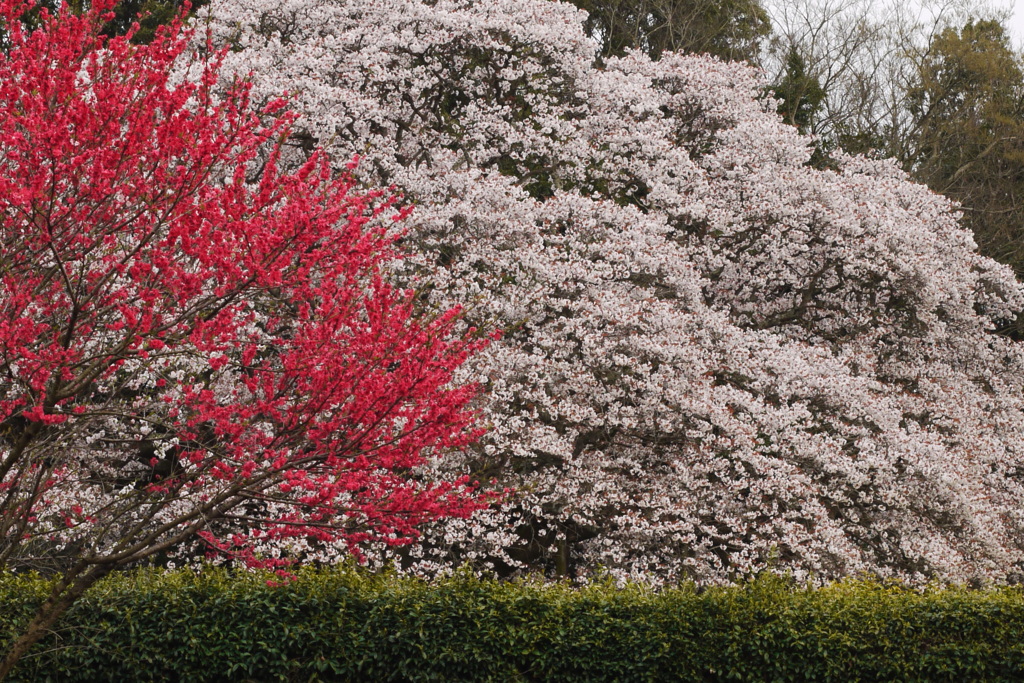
left=574, top=0, right=771, bottom=61
left=907, top=20, right=1024, bottom=305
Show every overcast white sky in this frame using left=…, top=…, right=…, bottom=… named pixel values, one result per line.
left=764, top=1, right=1024, bottom=52
left=1009, top=3, right=1024, bottom=48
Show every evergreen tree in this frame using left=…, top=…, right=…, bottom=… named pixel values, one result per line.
left=773, top=48, right=826, bottom=134
left=908, top=19, right=1024, bottom=318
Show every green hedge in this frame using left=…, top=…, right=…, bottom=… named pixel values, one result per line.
left=1, top=568, right=1023, bottom=681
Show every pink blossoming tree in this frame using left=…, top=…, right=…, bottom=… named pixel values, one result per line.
left=203, top=0, right=1024, bottom=584
left=0, top=1, right=489, bottom=674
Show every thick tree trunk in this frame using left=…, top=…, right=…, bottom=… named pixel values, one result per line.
left=0, top=563, right=112, bottom=681
left=555, top=536, right=569, bottom=577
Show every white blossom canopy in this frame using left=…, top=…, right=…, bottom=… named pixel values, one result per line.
left=202, top=0, right=1024, bottom=584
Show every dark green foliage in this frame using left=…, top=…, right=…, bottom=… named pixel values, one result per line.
left=1, top=568, right=1023, bottom=681
left=772, top=49, right=826, bottom=135
left=571, top=0, right=770, bottom=62
left=1, top=0, right=201, bottom=44
left=904, top=20, right=1024, bottom=336
left=103, top=0, right=207, bottom=44
left=770, top=48, right=831, bottom=167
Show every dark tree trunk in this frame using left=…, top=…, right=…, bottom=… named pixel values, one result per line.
left=0, top=563, right=112, bottom=680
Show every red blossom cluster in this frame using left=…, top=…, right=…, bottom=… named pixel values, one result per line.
left=0, top=0, right=492, bottom=577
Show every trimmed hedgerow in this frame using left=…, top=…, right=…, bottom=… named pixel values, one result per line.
left=1, top=568, right=1023, bottom=681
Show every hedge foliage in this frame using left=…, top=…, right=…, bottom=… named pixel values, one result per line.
left=1, top=567, right=1023, bottom=681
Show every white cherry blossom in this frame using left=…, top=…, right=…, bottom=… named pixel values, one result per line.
left=199, top=0, right=1024, bottom=584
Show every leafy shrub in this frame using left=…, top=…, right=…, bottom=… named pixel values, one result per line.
left=2, top=568, right=1023, bottom=681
